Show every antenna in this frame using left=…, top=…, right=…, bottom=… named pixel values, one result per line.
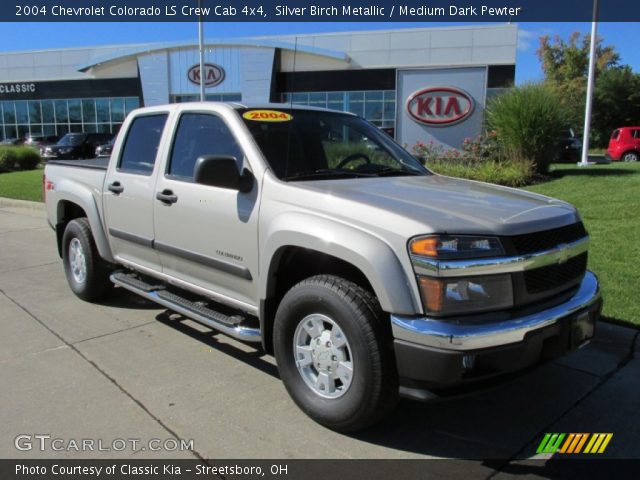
left=284, top=36, right=298, bottom=178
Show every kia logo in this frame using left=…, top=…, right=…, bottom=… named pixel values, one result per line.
left=406, top=86, right=474, bottom=126
left=187, top=63, right=225, bottom=87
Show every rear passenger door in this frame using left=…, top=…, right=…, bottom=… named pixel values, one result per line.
left=153, top=110, right=259, bottom=310
left=103, top=113, right=169, bottom=272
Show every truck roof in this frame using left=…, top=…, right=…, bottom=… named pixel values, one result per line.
left=128, top=102, right=356, bottom=116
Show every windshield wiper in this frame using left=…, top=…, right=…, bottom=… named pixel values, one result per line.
left=372, top=167, right=425, bottom=177
left=283, top=169, right=377, bottom=181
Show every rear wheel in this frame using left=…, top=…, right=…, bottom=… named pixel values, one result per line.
left=62, top=218, right=111, bottom=301
left=273, top=275, right=398, bottom=432
left=622, top=151, right=638, bottom=162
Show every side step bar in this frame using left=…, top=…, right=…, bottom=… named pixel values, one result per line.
left=110, top=272, right=261, bottom=343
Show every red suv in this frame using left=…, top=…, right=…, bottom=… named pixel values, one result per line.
left=607, top=127, right=640, bottom=162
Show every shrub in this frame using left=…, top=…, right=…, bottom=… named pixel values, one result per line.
left=486, top=83, right=567, bottom=174
left=426, top=158, right=534, bottom=187
left=0, top=146, right=41, bottom=173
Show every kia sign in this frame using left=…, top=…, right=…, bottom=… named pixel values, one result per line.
left=406, top=86, right=474, bottom=127
left=187, top=63, right=225, bottom=88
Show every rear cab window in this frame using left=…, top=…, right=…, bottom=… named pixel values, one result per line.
left=118, top=114, right=168, bottom=175
left=611, top=129, right=620, bottom=140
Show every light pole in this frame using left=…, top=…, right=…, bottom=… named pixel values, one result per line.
left=198, top=0, right=205, bottom=102
left=579, top=0, right=599, bottom=166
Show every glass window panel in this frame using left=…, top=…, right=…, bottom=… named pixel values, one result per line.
left=28, top=101, right=41, bottom=123
left=97, top=124, right=111, bottom=133
left=119, top=113, right=168, bottom=175
left=365, top=91, right=383, bottom=101
left=70, top=124, right=83, bottom=133
left=15, top=102, right=28, bottom=123
left=5, top=125, right=17, bottom=139
left=292, top=93, right=308, bottom=104
left=327, top=101, right=344, bottom=112
left=364, top=101, right=383, bottom=122
left=2, top=102, right=16, bottom=124
left=327, top=92, right=344, bottom=102
left=42, top=101, right=54, bottom=123
left=68, top=100, right=81, bottom=123
left=124, top=97, right=139, bottom=115
left=347, top=92, right=364, bottom=102
left=43, top=124, right=56, bottom=136
left=55, top=100, right=69, bottom=123
left=347, top=101, right=364, bottom=117
left=84, top=123, right=97, bottom=133
left=309, top=92, right=326, bottom=103
left=82, top=99, right=96, bottom=124
left=384, top=91, right=396, bottom=102
left=110, top=98, right=124, bottom=122
left=17, top=124, right=29, bottom=138
left=29, top=124, right=42, bottom=136
left=57, top=124, right=69, bottom=136
left=96, top=99, right=110, bottom=123
left=383, top=101, right=396, bottom=120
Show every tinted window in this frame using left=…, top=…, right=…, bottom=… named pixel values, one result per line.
left=168, top=113, right=243, bottom=180
left=611, top=130, right=620, bottom=140
left=632, top=130, right=640, bottom=139
left=119, top=114, right=168, bottom=175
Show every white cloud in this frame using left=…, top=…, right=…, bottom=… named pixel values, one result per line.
left=517, top=29, right=534, bottom=52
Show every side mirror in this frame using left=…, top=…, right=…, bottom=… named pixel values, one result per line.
left=193, top=155, right=254, bottom=193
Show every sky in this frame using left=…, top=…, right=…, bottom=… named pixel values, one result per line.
left=0, top=21, right=638, bottom=83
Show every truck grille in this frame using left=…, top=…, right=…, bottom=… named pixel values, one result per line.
left=524, top=252, right=588, bottom=294
left=509, top=222, right=587, bottom=255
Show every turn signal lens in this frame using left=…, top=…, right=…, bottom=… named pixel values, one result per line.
left=418, top=276, right=444, bottom=312
left=410, top=237, right=439, bottom=257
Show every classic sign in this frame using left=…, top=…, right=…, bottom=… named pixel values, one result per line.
left=406, top=86, right=474, bottom=126
left=187, top=63, right=225, bottom=88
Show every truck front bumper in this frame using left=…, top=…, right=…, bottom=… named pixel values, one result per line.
left=391, top=271, right=601, bottom=397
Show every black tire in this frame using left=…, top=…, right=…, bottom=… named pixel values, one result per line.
left=273, top=275, right=398, bottom=432
left=62, top=218, right=111, bottom=301
left=622, top=151, right=638, bottom=162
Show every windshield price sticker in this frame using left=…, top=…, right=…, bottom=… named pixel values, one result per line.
left=242, top=110, right=293, bottom=122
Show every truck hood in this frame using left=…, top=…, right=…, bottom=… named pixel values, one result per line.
left=296, top=174, right=580, bottom=236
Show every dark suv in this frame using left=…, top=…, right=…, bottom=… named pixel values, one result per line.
left=42, top=133, right=112, bottom=160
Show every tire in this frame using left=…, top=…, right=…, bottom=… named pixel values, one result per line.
left=622, top=151, right=638, bottom=162
left=62, top=218, right=111, bottom=301
left=273, top=275, right=398, bottom=432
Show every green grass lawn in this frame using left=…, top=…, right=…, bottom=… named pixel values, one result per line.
left=525, top=162, right=640, bottom=327
left=0, top=162, right=638, bottom=327
left=0, top=168, right=43, bottom=202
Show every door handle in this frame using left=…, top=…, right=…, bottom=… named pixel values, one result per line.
left=108, top=181, right=124, bottom=194
left=156, top=190, right=178, bottom=205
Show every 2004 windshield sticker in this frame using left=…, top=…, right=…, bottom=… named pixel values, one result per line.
left=242, top=110, right=293, bottom=122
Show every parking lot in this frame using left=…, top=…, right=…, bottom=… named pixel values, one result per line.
left=0, top=199, right=638, bottom=475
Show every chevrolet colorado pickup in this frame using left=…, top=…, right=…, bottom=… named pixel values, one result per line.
left=44, top=103, right=602, bottom=432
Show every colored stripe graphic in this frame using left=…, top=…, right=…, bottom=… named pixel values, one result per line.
left=538, top=433, right=613, bottom=455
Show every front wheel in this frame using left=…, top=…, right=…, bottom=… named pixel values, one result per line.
left=62, top=218, right=111, bottom=301
left=273, top=275, right=398, bottom=432
left=622, top=151, right=638, bottom=162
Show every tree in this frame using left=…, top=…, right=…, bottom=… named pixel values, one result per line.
left=592, top=67, right=640, bottom=146
left=537, top=32, right=619, bottom=131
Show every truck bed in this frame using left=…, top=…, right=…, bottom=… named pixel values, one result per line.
left=46, top=158, right=109, bottom=170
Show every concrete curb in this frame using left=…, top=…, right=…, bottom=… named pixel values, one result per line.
left=0, top=197, right=45, bottom=210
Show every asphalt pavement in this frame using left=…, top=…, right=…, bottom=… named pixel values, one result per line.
left=0, top=198, right=638, bottom=477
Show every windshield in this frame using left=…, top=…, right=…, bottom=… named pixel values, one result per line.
left=239, top=108, right=428, bottom=181
left=57, top=134, right=86, bottom=147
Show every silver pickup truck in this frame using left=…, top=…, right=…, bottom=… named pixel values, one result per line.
left=44, top=103, right=602, bottom=432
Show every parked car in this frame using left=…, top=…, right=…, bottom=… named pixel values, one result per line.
left=43, top=103, right=601, bottom=432
left=554, top=128, right=582, bottom=163
left=0, top=138, right=22, bottom=145
left=42, top=133, right=111, bottom=160
left=606, top=127, right=640, bottom=162
left=94, top=138, right=115, bottom=157
left=23, top=135, right=60, bottom=154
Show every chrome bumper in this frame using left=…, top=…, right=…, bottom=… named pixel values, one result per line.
left=391, top=271, right=600, bottom=351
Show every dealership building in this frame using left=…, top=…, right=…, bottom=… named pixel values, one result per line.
left=0, top=24, right=517, bottom=149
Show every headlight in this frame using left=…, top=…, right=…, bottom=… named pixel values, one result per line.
left=410, top=235, right=504, bottom=259
left=417, top=274, right=513, bottom=316
left=410, top=235, right=511, bottom=316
